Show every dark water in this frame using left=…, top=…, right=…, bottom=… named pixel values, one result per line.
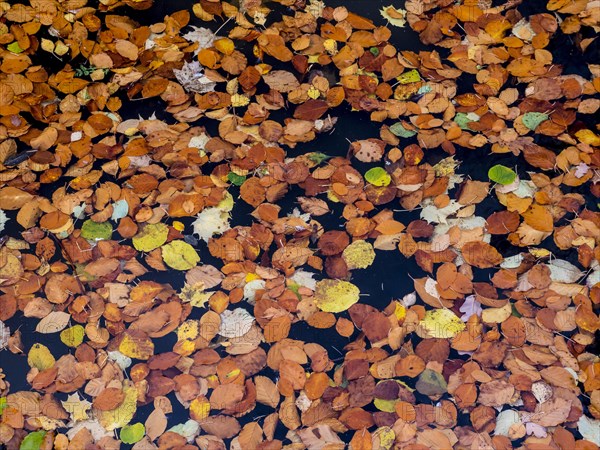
left=1, top=0, right=598, bottom=447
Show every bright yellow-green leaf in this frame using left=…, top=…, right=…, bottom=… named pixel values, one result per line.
left=307, top=85, right=321, bottom=99
left=342, top=240, right=376, bottom=270
left=315, top=279, right=360, bottom=313
left=120, top=423, right=145, bottom=444
left=162, top=240, right=200, bottom=270
left=364, top=167, right=391, bottom=187
left=132, top=223, right=169, bottom=252
left=418, top=308, right=466, bottom=338
left=396, top=69, right=420, bottom=84
left=60, top=325, right=85, bottom=348
left=27, top=343, right=55, bottom=370
left=374, top=397, right=397, bottom=412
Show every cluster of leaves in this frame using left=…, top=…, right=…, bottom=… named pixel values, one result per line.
left=0, top=0, right=599, bottom=448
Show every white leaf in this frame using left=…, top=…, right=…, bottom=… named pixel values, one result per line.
left=420, top=200, right=462, bottom=224
left=575, top=162, right=589, bottom=178
left=0, top=320, right=9, bottom=350
left=501, top=254, right=523, bottom=269
left=0, top=209, right=9, bottom=233
left=174, top=61, right=217, bottom=94
left=290, top=270, right=317, bottom=290
left=192, top=207, right=231, bottom=242
left=578, top=415, right=600, bottom=446
left=243, top=279, right=265, bottom=303
left=168, top=419, right=200, bottom=442
left=495, top=410, right=522, bottom=437
left=219, top=308, right=254, bottom=338
left=182, top=26, right=215, bottom=56
left=36, top=311, right=71, bottom=334
left=459, top=295, right=482, bottom=321
left=107, top=350, right=132, bottom=370
left=547, top=259, right=583, bottom=283
left=525, top=422, right=547, bottom=438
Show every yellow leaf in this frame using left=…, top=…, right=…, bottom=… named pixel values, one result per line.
left=189, top=396, right=210, bottom=421
left=60, top=325, right=85, bottom=348
left=177, top=320, right=199, bottom=341
left=417, top=309, right=466, bottom=338
left=575, top=129, right=600, bottom=146
left=119, top=333, right=154, bottom=360
left=54, top=41, right=69, bottom=56
left=162, top=240, right=200, bottom=270
left=315, top=279, right=360, bottom=313
left=342, top=240, right=376, bottom=270
left=307, top=85, right=321, bottom=99
left=28, top=343, right=55, bottom=370
left=132, top=223, right=169, bottom=252
left=481, top=303, right=512, bottom=324
left=40, top=38, right=55, bottom=53
left=214, top=38, right=235, bottom=55
left=231, top=93, right=250, bottom=107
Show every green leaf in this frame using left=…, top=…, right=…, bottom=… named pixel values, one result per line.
left=389, top=122, right=416, bottom=138
left=7, top=42, right=24, bottom=54
left=19, top=431, right=46, bottom=450
left=488, top=164, right=517, bottom=185
left=369, top=47, right=380, bottom=56
left=364, top=167, right=391, bottom=187
left=120, top=423, right=145, bottom=444
left=0, top=397, right=6, bottom=414
left=454, top=112, right=478, bottom=130
left=522, top=112, right=548, bottom=131
left=111, top=199, right=129, bottom=221
left=227, top=172, right=246, bottom=186
left=415, top=369, right=447, bottom=397
left=132, top=223, right=169, bottom=252
left=396, top=69, right=420, bottom=84
left=80, top=220, right=113, bottom=240
left=308, top=152, right=331, bottom=165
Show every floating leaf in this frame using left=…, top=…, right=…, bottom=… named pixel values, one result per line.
left=36, top=311, right=70, bottom=334
left=488, top=164, right=517, bottom=185
left=19, top=430, right=46, bottom=450
left=162, top=240, right=200, bottom=270
left=60, top=325, right=85, bottom=348
left=418, top=308, right=466, bottom=338
left=111, top=200, right=129, bottom=221
left=132, top=223, right=169, bottom=252
left=522, top=112, right=549, bottom=130
left=396, top=69, right=421, bottom=84
left=27, top=343, right=55, bottom=370
left=315, top=279, right=360, bottom=313
left=227, top=172, right=246, bottom=186
left=389, top=122, right=416, bottom=138
left=81, top=220, right=113, bottom=240
left=365, top=167, right=391, bottom=187
left=96, top=384, right=138, bottom=431
left=120, top=423, right=145, bottom=444
left=342, top=240, right=376, bottom=269
left=380, top=5, right=407, bottom=27
left=7, top=42, right=24, bottom=54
